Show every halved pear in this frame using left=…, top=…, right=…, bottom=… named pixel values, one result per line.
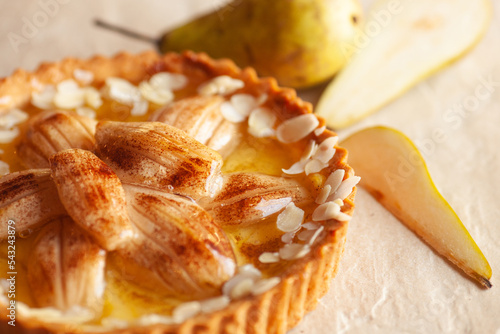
left=341, top=126, right=492, bottom=288
left=316, top=0, right=492, bottom=129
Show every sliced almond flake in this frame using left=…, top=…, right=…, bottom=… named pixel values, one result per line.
left=329, top=176, right=361, bottom=201
left=149, top=72, right=188, bottom=91
left=57, top=79, right=80, bottom=93
left=220, top=101, right=246, bottom=123
left=307, top=226, right=325, bottom=245
left=297, top=229, right=315, bottom=241
left=76, top=107, right=96, bottom=119
left=312, top=136, right=338, bottom=164
left=301, top=222, right=320, bottom=230
left=131, top=100, right=149, bottom=116
left=135, top=314, right=174, bottom=326
left=54, top=79, right=86, bottom=109
left=279, top=243, right=311, bottom=260
left=238, top=264, right=262, bottom=279
left=251, top=277, right=281, bottom=296
left=248, top=107, right=276, bottom=138
left=301, top=140, right=318, bottom=161
left=73, top=69, right=94, bottom=85
left=84, top=87, right=103, bottom=109
left=276, top=202, right=304, bottom=232
left=15, top=303, right=94, bottom=324
left=54, top=93, right=85, bottom=109
left=138, top=81, right=174, bottom=105
left=0, top=161, right=9, bottom=175
left=0, top=108, right=28, bottom=128
left=105, top=77, right=142, bottom=105
left=101, top=317, right=130, bottom=329
left=222, top=272, right=262, bottom=298
left=200, top=296, right=230, bottom=313
left=30, top=78, right=43, bottom=91
left=333, top=198, right=344, bottom=206
left=231, top=94, right=258, bottom=117
left=325, top=169, right=345, bottom=194
left=282, top=159, right=308, bottom=175
left=255, top=93, right=268, bottom=106
left=312, top=201, right=341, bottom=221
left=0, top=96, right=12, bottom=105
left=172, top=301, right=201, bottom=323
left=334, top=211, right=352, bottom=222
left=314, top=125, right=327, bottom=136
left=31, top=85, right=56, bottom=109
left=304, top=159, right=329, bottom=175
left=276, top=114, right=320, bottom=144
left=316, top=184, right=332, bottom=204
left=198, top=76, right=244, bottom=96
left=258, top=252, right=280, bottom=264
left=229, top=277, right=254, bottom=299
left=281, top=231, right=296, bottom=244
left=0, top=127, right=19, bottom=144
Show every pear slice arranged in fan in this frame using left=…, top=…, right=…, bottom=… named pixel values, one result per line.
left=341, top=126, right=492, bottom=288
left=316, top=0, right=493, bottom=129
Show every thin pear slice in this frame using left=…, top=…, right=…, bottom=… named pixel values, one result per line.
left=17, top=110, right=97, bottom=169
left=27, top=217, right=106, bottom=312
left=316, top=0, right=492, bottom=129
left=341, top=126, right=492, bottom=287
left=50, top=149, right=135, bottom=251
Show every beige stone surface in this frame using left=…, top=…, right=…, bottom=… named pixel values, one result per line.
left=1, top=0, right=499, bottom=333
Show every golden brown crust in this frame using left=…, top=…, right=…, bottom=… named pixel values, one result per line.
left=0, top=51, right=355, bottom=334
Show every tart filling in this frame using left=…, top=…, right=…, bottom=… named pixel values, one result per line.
left=0, top=51, right=357, bottom=333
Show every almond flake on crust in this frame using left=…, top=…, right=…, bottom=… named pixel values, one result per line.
left=276, top=202, right=304, bottom=232
left=53, top=80, right=86, bottom=109
left=198, top=75, right=244, bottom=96
left=149, top=72, right=188, bottom=91
left=32, top=85, right=56, bottom=109
left=329, top=176, right=361, bottom=202
left=325, top=169, right=345, bottom=194
left=229, top=277, right=254, bottom=299
left=304, top=159, right=329, bottom=175
left=281, top=231, right=296, bottom=244
left=258, top=252, right=280, bottom=264
left=316, top=184, right=332, bottom=204
left=200, top=296, right=230, bottom=313
left=312, top=136, right=338, bottom=164
left=73, top=69, right=94, bottom=85
left=104, top=77, right=143, bottom=106
left=301, top=222, right=321, bottom=230
left=279, top=243, right=311, bottom=260
left=276, top=114, right=319, bottom=144
left=76, top=107, right=97, bottom=119
left=0, top=161, right=9, bottom=175
left=0, top=127, right=19, bottom=144
left=251, top=277, right=281, bottom=296
left=172, top=301, right=201, bottom=324
left=314, top=125, right=327, bottom=136
left=282, top=159, right=308, bottom=175
left=307, top=225, right=325, bottom=245
left=84, top=87, right=103, bottom=109
left=312, top=201, right=341, bottom=221
left=248, top=107, right=276, bottom=138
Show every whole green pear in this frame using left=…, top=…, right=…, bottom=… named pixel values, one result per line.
left=159, top=0, right=363, bottom=89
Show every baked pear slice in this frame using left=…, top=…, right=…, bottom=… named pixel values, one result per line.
left=341, top=126, right=492, bottom=287
left=316, top=0, right=492, bottom=129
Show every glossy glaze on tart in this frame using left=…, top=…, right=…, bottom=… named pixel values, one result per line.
left=0, top=51, right=357, bottom=333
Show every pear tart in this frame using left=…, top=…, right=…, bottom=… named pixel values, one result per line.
left=0, top=51, right=357, bottom=333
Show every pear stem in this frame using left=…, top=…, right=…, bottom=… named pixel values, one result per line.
left=94, top=19, right=158, bottom=45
